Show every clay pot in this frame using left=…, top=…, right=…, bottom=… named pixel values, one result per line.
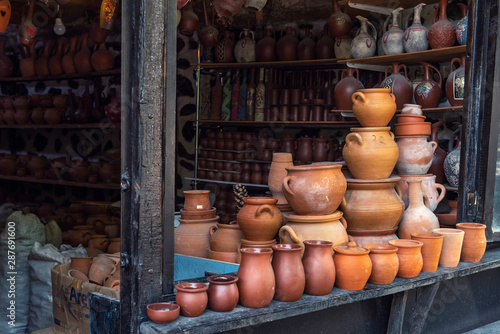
left=397, top=174, right=446, bottom=212
left=280, top=136, right=296, bottom=159
left=107, top=238, right=120, bottom=253
left=271, top=244, right=305, bottom=302
left=382, top=8, right=404, bottom=55
left=340, top=176, right=404, bottom=232
left=209, top=222, right=244, bottom=252
left=381, top=63, right=413, bottom=110
left=410, top=232, right=443, bottom=272
left=297, top=28, right=316, bottom=60
left=401, top=104, right=423, bottom=115
left=35, top=40, right=52, bottom=76
left=396, top=114, right=426, bottom=123
left=403, top=3, right=429, bottom=53
left=178, top=1, right=198, bottom=36
left=0, top=154, right=17, bottom=176
left=91, top=42, right=115, bottom=71
left=236, top=239, right=276, bottom=263
left=70, top=257, right=93, bottom=276
left=333, top=242, right=372, bottom=290
left=276, top=26, right=298, bottom=61
left=302, top=240, right=335, bottom=295
left=174, top=217, right=219, bottom=258
left=74, top=33, right=93, bottom=73
left=312, top=136, right=330, bottom=162
left=351, top=16, right=377, bottom=59
left=12, top=95, right=30, bottom=109
left=334, top=69, right=364, bottom=110
left=456, top=223, right=487, bottom=262
left=53, top=94, right=68, bottom=109
left=446, top=56, right=465, bottom=106
left=88, top=254, right=116, bottom=285
left=327, top=0, right=352, bottom=38
left=295, top=136, right=313, bottom=162
left=389, top=239, right=423, bottom=278
left=396, top=135, right=438, bottom=175
left=183, top=190, right=211, bottom=211
left=351, top=88, right=396, bottom=127
left=283, top=163, right=346, bottom=215
left=316, top=26, right=335, bottom=59
left=2, top=109, right=14, bottom=125
left=69, top=161, right=90, bottom=183
left=268, top=153, right=293, bottom=205
left=428, top=0, right=456, bottom=49
left=43, top=108, right=62, bottom=124
left=198, top=0, right=219, bottom=48
left=414, top=62, right=442, bottom=109
left=237, top=248, right=275, bottom=308
left=237, top=197, right=281, bottom=241
left=175, top=282, right=208, bottom=317
left=0, top=1, right=11, bottom=34
left=68, top=269, right=89, bottom=282
left=70, top=225, right=94, bottom=247
left=363, top=244, right=399, bottom=285
left=256, top=27, right=276, bottom=62
left=428, top=121, right=447, bottom=184
left=207, top=275, right=239, bottom=312
left=48, top=38, right=64, bottom=75
left=90, top=17, right=109, bottom=44
left=180, top=207, right=216, bottom=220
left=215, top=31, right=235, bottom=63
left=432, top=228, right=465, bottom=267
left=147, top=303, right=179, bottom=324
left=342, top=127, right=399, bottom=179
left=88, top=235, right=110, bottom=253
left=62, top=36, right=78, bottom=74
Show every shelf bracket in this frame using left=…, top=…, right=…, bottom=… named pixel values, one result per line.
left=345, top=62, right=387, bottom=72
left=347, top=1, right=393, bottom=15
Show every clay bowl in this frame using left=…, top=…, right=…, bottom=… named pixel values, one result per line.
left=80, top=201, right=112, bottom=216
left=396, top=114, right=426, bottom=124
left=436, top=213, right=457, bottom=227
left=180, top=207, right=216, bottom=220
left=147, top=303, right=180, bottom=324
left=394, top=122, right=431, bottom=136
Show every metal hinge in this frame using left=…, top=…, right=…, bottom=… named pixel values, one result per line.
left=466, top=191, right=479, bottom=216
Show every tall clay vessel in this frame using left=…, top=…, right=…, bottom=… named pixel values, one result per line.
left=74, top=33, right=93, bottom=73
left=48, top=38, right=64, bottom=75
left=428, top=0, right=456, bottom=49
left=271, top=244, right=305, bottom=302
left=382, top=7, right=404, bottom=55
left=327, top=0, right=352, bottom=38
left=381, top=63, right=413, bottom=110
left=62, top=36, right=78, bottom=74
left=389, top=239, right=423, bottom=278
left=334, top=68, right=364, bottom=110
left=414, top=62, right=442, bottom=108
left=256, top=26, right=276, bottom=62
left=397, top=174, right=446, bottom=212
left=178, top=1, right=198, bottom=36
left=396, top=135, right=438, bottom=175
left=237, top=248, right=275, bottom=308
left=351, top=16, right=377, bottom=59
left=446, top=56, right=465, bottom=106
left=297, top=28, right=316, bottom=60
left=276, top=26, right=298, bottom=61
left=207, top=275, right=239, bottom=312
left=403, top=3, right=429, bottom=53
left=35, top=39, right=52, bottom=76
left=199, top=0, right=219, bottom=48
left=302, top=240, right=335, bottom=295
left=456, top=223, right=486, bottom=262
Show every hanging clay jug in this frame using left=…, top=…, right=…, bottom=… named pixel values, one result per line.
left=363, top=244, right=399, bottom=285
left=410, top=232, right=443, bottom=272
left=351, top=88, right=396, bottom=126
left=456, top=4, right=468, bottom=46
left=62, top=36, right=78, bottom=74
left=74, top=33, right=93, bottom=73
left=316, top=25, right=335, bottom=59
left=215, top=30, right=235, bottom=63
left=428, top=0, right=456, bottom=49
left=178, top=1, right=198, bottom=36
left=313, top=136, right=330, bottom=162
left=276, top=26, right=298, bottom=61
left=0, top=38, right=13, bottom=78
left=48, top=38, right=64, bottom=75
left=456, top=223, right=486, bottom=262
left=0, top=0, right=11, bottom=33
left=268, top=153, right=293, bottom=205
left=388, top=239, right=423, bottom=278
left=174, top=217, right=219, bottom=258
left=298, top=28, right=316, bottom=60
left=396, top=135, right=438, bottom=175
left=256, top=26, right=276, bottom=62
left=446, top=55, right=465, bottom=106
left=382, top=7, right=404, bottom=55
left=207, top=275, right=239, bottom=313
left=414, top=62, right=442, bottom=108
left=91, top=42, right=115, bottom=71
left=444, top=127, right=461, bottom=187
left=237, top=248, right=275, bottom=308
left=327, top=0, right=352, bottom=38
left=334, top=68, right=364, bottom=110
left=333, top=242, right=372, bottom=291
left=302, top=241, right=335, bottom=295
left=35, top=39, right=52, bottom=77
left=199, top=0, right=219, bottom=48
left=381, top=63, right=413, bottom=110
left=271, top=244, right=305, bottom=302
left=397, top=174, right=446, bottom=212
left=175, top=282, right=208, bottom=317
left=398, top=179, right=439, bottom=239
left=234, top=28, right=256, bottom=63
left=351, top=16, right=377, bottom=59
left=90, top=17, right=108, bottom=44
left=237, top=197, right=281, bottom=241
left=428, top=121, right=447, bottom=184
left=295, top=136, right=313, bottom=162
left=20, top=42, right=36, bottom=77
left=19, top=0, right=36, bottom=46
left=404, top=3, right=429, bottom=53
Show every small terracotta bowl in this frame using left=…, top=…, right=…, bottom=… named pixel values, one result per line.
left=147, top=302, right=180, bottom=324
left=396, top=114, right=426, bottom=124
left=394, top=122, right=431, bottom=136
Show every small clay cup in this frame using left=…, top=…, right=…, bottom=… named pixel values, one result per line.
left=432, top=228, right=465, bottom=267
left=411, top=232, right=444, bottom=272
left=147, top=303, right=180, bottom=324
left=207, top=275, right=239, bottom=312
left=363, top=244, right=399, bottom=285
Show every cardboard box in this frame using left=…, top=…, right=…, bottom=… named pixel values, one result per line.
left=51, top=263, right=119, bottom=334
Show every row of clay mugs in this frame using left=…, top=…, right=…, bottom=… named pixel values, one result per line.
left=69, top=254, right=120, bottom=288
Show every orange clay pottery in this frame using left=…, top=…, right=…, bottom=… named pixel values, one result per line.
left=70, top=257, right=93, bottom=276
left=68, top=269, right=89, bottom=282
left=147, top=303, right=180, bottom=324
left=342, top=127, right=399, bottom=179
left=396, top=114, right=426, bottom=123
left=302, top=240, right=335, bottom=295
left=410, top=232, right=443, bottom=272
left=363, top=244, right=399, bottom=285
left=88, top=254, right=116, bottom=285
left=398, top=179, right=439, bottom=239
left=389, top=239, right=423, bottom=278
left=208, top=249, right=238, bottom=263
left=88, top=234, right=110, bottom=252
left=396, top=135, right=438, bottom=175
left=351, top=88, right=397, bottom=127
left=456, top=223, right=487, bottom=262
left=180, top=207, right=216, bottom=220
left=183, top=190, right=211, bottom=211
left=348, top=228, right=400, bottom=247
left=237, top=248, right=275, bottom=308
left=207, top=275, right=239, bottom=312
left=268, top=153, right=294, bottom=205
left=236, top=239, right=276, bottom=263
left=280, top=211, right=349, bottom=253
left=394, top=122, right=431, bottom=136
left=283, top=163, right=346, bottom=215
left=175, top=282, right=208, bottom=317
left=432, top=228, right=464, bottom=267
left=333, top=242, right=372, bottom=291
left=271, top=244, right=305, bottom=302
left=174, top=216, right=219, bottom=258
left=69, top=225, right=94, bottom=247
left=340, top=176, right=404, bottom=232
left=236, top=197, right=282, bottom=241
left=209, top=222, right=244, bottom=252
left=397, top=174, right=446, bottom=212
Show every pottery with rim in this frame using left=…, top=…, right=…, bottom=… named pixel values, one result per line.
left=432, top=228, right=465, bottom=267
left=302, top=240, right=335, bottom=295
left=333, top=241, right=372, bottom=291
left=70, top=256, right=93, bottom=276
left=397, top=174, right=446, bottom=212
left=268, top=153, right=293, bottom=205
left=88, top=254, right=116, bottom=285
left=456, top=223, right=487, bottom=262
left=237, top=248, right=275, bottom=308
left=351, top=88, right=396, bottom=127
left=175, top=282, right=208, bottom=317
left=389, top=239, right=423, bottom=278
left=272, top=244, right=305, bottom=302
left=396, top=135, right=438, bottom=175
left=410, top=232, right=444, bottom=272
left=237, top=197, right=281, bottom=241
left=394, top=122, right=431, bottom=136
left=209, top=222, right=244, bottom=252
left=147, top=303, right=180, bottom=324
left=363, top=244, right=399, bottom=285
left=348, top=228, right=399, bottom=247
left=183, top=190, right=211, bottom=211
left=175, top=216, right=219, bottom=258
left=207, top=275, right=239, bottom=312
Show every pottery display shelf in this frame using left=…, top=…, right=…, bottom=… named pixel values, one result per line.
left=0, top=174, right=120, bottom=190
left=195, top=120, right=359, bottom=128
left=332, top=106, right=463, bottom=120
left=192, top=58, right=345, bottom=70
left=0, top=123, right=121, bottom=129
left=0, top=68, right=121, bottom=83
left=185, top=176, right=268, bottom=188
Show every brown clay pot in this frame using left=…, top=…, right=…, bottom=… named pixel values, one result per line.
left=268, top=153, right=293, bottom=205
left=363, top=244, right=399, bottom=285
left=428, top=0, right=456, bottom=49
left=236, top=239, right=277, bottom=263
left=271, top=244, right=305, bottom=302
left=48, top=38, right=64, bottom=75
left=316, top=26, right=335, bottom=59
left=276, top=26, right=298, bottom=61
left=410, top=232, right=443, bottom=272
left=394, top=122, right=431, bottom=136
left=456, top=223, right=486, bottom=263
left=43, top=108, right=62, bottom=124
left=0, top=154, right=18, bottom=175
left=295, top=136, right=313, bottom=162
left=62, top=36, right=78, bottom=74
left=207, top=275, right=239, bottom=312
left=396, top=135, right=438, bottom=175
left=180, top=207, right=216, bottom=220
left=389, top=239, right=423, bottom=278
left=312, top=136, right=330, bottom=162
left=396, top=114, right=426, bottom=123
left=74, top=33, right=93, bottom=73
left=333, top=242, right=372, bottom=290
left=414, top=62, right=442, bottom=109
left=327, top=0, right=352, bottom=38
left=69, top=161, right=90, bottom=182
left=351, top=88, right=396, bottom=127
left=90, top=17, right=109, bottom=43
left=88, top=234, right=110, bottom=253
left=53, top=94, right=68, bottom=109
left=178, top=1, right=199, bottom=36
left=70, top=225, right=94, bottom=247
left=381, top=63, right=413, bottom=110
left=183, top=190, right=211, bottom=211
left=70, top=257, right=93, bottom=276
left=237, top=248, right=275, bottom=308
left=198, top=0, right=219, bottom=48
left=175, top=282, right=208, bottom=317
left=14, top=109, right=30, bottom=125
left=12, top=95, right=30, bottom=109
left=348, top=228, right=399, bottom=247
left=107, top=238, right=121, bottom=253
left=209, top=222, right=244, bottom=252
left=256, top=27, right=276, bottom=62
left=237, top=197, right=281, bottom=241
left=397, top=174, right=446, bottom=212
left=302, top=240, right=335, bottom=295
left=213, top=0, right=245, bottom=18
left=91, top=42, right=115, bottom=71
left=20, top=43, right=36, bottom=77
left=2, top=109, right=15, bottom=125
left=174, top=217, right=219, bottom=258
left=88, top=254, right=116, bottom=285
left=297, top=28, right=316, bottom=60
left=147, top=303, right=179, bottom=324
left=334, top=68, right=364, bottom=110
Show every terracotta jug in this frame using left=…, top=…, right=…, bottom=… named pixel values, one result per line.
left=398, top=180, right=439, bottom=239
left=256, top=26, right=276, bottom=62
left=334, top=35, right=352, bottom=59
left=74, top=33, right=93, bottom=73
left=351, top=16, right=377, bottom=59
left=327, top=0, right=352, bottom=38
left=0, top=38, right=12, bottom=78
left=237, top=197, right=281, bottom=241
left=414, top=62, right=442, bottom=108
left=215, top=30, right=235, bottom=63
left=382, top=63, right=413, bottom=110
left=456, top=223, right=486, bottom=262
left=234, top=28, right=256, bottom=63
left=276, top=26, right=298, bottom=61
left=207, top=275, right=239, bottom=312
left=199, top=0, right=219, bottom=48
left=35, top=39, right=52, bottom=76
left=351, top=88, right=396, bottom=127
left=333, top=242, right=372, bottom=290
left=48, top=38, right=64, bottom=75
left=271, top=244, right=305, bottom=302
left=396, top=135, right=438, bottom=175
left=363, top=244, right=399, bottom=285
left=428, top=0, right=456, bottom=49
left=280, top=136, right=295, bottom=159
left=302, top=240, right=335, bottom=295
left=410, top=232, right=443, bottom=272
left=209, top=222, right=244, bottom=253
left=389, top=239, right=423, bottom=278
left=428, top=121, right=447, bottom=184
left=69, top=160, right=90, bottom=182
left=404, top=3, right=429, bottom=53
left=316, top=25, right=335, bottom=59
left=20, top=42, right=36, bottom=77
left=62, top=36, right=78, bottom=74
left=313, top=136, right=330, bottom=162
left=382, top=7, right=404, bottom=55
left=432, top=228, right=464, bottom=267
left=31, top=107, right=44, bottom=124
left=237, top=248, right=275, bottom=308
left=295, top=136, right=313, bottom=162
left=334, top=68, right=364, bottom=110
left=91, top=42, right=115, bottom=71
left=174, top=217, right=219, bottom=257
left=456, top=3, right=468, bottom=46
left=297, top=28, right=316, bottom=60
left=0, top=0, right=11, bottom=33
left=268, top=153, right=293, bottom=205
left=446, top=56, right=465, bottom=107
left=178, top=1, right=198, bottom=36
left=397, top=174, right=446, bottom=212
left=175, top=282, right=208, bottom=317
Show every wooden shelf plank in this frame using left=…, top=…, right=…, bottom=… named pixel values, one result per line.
left=194, top=58, right=343, bottom=70
left=195, top=120, right=359, bottom=128
left=0, top=174, right=120, bottom=190
left=0, top=69, right=121, bottom=83
left=331, top=106, right=464, bottom=114
left=0, top=123, right=121, bottom=129
left=186, top=177, right=268, bottom=188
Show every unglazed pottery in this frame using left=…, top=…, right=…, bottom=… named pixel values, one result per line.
left=363, top=244, right=399, bottom=285
left=209, top=222, right=244, bottom=252
left=428, top=0, right=456, bottom=49
left=327, top=0, right=352, bottom=38
left=389, top=239, right=423, bottom=278
left=183, top=190, right=211, bottom=211
left=237, top=248, right=275, bottom=308
left=401, top=104, right=423, bottom=115
left=351, top=88, right=396, bottom=127
left=237, top=197, right=281, bottom=241
left=348, top=229, right=399, bottom=247
left=397, top=174, right=446, bottom=212
left=394, top=122, right=431, bottom=137
left=180, top=207, right=216, bottom=220
left=276, top=26, right=298, bottom=61
left=88, top=234, right=110, bottom=252
left=147, top=303, right=180, bottom=324
left=215, top=30, right=235, bottom=63
left=256, top=26, right=276, bottom=62
left=456, top=223, right=487, bottom=262
left=432, top=228, right=465, bottom=267
left=207, top=275, right=239, bottom=312
left=174, top=217, right=219, bottom=257
left=271, top=244, right=305, bottom=302
left=403, top=3, right=429, bottom=53
left=410, top=232, right=443, bottom=272
left=333, top=242, right=372, bottom=291
left=235, top=28, right=256, bottom=63
left=334, top=68, right=364, bottom=110
left=175, top=282, right=208, bottom=317
left=428, top=121, right=447, bottom=184
left=396, top=135, right=438, bottom=175
left=302, top=240, right=335, bottom=295
left=268, top=153, right=293, bottom=205
left=74, top=33, right=93, bottom=73
left=70, top=256, right=93, bottom=276
left=88, top=254, right=116, bottom=285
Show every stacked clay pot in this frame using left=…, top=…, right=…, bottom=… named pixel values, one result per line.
left=71, top=253, right=120, bottom=289
left=341, top=88, right=402, bottom=246
left=209, top=221, right=244, bottom=263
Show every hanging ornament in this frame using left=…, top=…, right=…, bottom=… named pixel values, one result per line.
left=100, top=0, right=119, bottom=30
left=0, top=0, right=11, bottom=33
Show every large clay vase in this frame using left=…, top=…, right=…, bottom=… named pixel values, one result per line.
left=410, top=232, right=443, bottom=272
left=432, top=228, right=464, bottom=267
left=334, top=68, right=364, bottom=110
left=199, top=0, right=219, bottom=48
left=236, top=197, right=282, bottom=241
left=327, top=0, right=352, bottom=38
left=271, top=244, right=305, bottom=302
left=268, top=153, right=293, bottom=205
left=404, top=3, right=429, bottom=53
left=0, top=39, right=13, bottom=78
left=333, top=242, right=372, bottom=291
left=398, top=180, right=439, bottom=239
left=237, top=248, right=275, bottom=308
left=215, top=30, right=235, bottom=63
left=178, top=1, right=198, bottom=36
left=282, top=163, right=346, bottom=215
left=175, top=282, right=208, bottom=317
left=363, top=244, right=399, bottom=285
left=207, top=275, right=239, bottom=312
left=297, top=28, right=316, bottom=60
left=74, top=33, right=93, bottom=73
left=388, top=239, right=423, bottom=278
left=91, top=42, right=115, bottom=71
left=397, top=174, right=446, bottom=212
left=316, top=26, right=335, bottom=59
left=414, top=62, right=442, bottom=108
left=456, top=223, right=487, bottom=262
left=381, top=63, right=413, bottom=110
left=396, top=135, right=438, bottom=175
left=428, top=121, right=447, bottom=184
left=276, top=26, right=298, bottom=61
left=35, top=39, right=52, bottom=77
left=456, top=3, right=468, bottom=46
left=302, top=240, right=335, bottom=295
left=351, top=88, right=396, bottom=127
left=443, top=127, right=461, bottom=187
left=62, top=36, right=78, bottom=74
left=174, top=217, right=219, bottom=258
left=445, top=56, right=465, bottom=106
left=351, top=16, right=377, bottom=59
left=428, top=0, right=456, bottom=49
left=0, top=0, right=11, bottom=33
left=48, top=38, right=64, bottom=75
left=342, top=127, right=399, bottom=179
left=382, top=7, right=404, bottom=55
left=234, top=28, right=256, bottom=63
left=256, top=26, right=276, bottom=62
left=209, top=222, right=244, bottom=252
left=20, top=43, right=36, bottom=77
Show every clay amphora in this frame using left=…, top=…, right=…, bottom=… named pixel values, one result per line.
left=334, top=36, right=352, bottom=59
left=443, top=127, right=461, bottom=187
left=397, top=174, right=446, bottom=212
left=297, top=28, right=316, bottom=60
left=351, top=88, right=396, bottom=127
left=389, top=239, right=423, bottom=278
left=237, top=197, right=281, bottom=241
left=175, top=282, right=208, bottom=317
left=414, top=62, right=442, bottom=108
left=91, top=42, right=115, bottom=71
left=234, top=29, right=256, bottom=63
left=432, top=228, right=464, bottom=267
left=351, top=16, right=377, bottom=59
left=48, top=38, right=64, bottom=75
left=88, top=234, right=110, bottom=252
left=35, top=39, right=52, bottom=76
left=280, top=136, right=295, bottom=159
left=295, top=136, right=313, bottom=162
left=271, top=244, right=305, bottom=302
left=313, top=136, right=330, bottom=162
left=428, top=0, right=456, bottom=49
left=327, top=0, right=352, bottom=38
left=404, top=3, right=429, bottom=53
left=175, top=216, right=218, bottom=257
left=456, top=223, right=486, bottom=262
left=209, top=222, right=244, bottom=252
left=428, top=121, right=447, bottom=184
left=382, top=7, right=404, bottom=55
left=0, top=0, right=11, bottom=33
left=283, top=163, right=346, bottom=215
left=276, top=26, right=298, bottom=61
left=340, top=176, right=404, bottom=232
left=74, top=33, right=93, bottom=73
left=410, top=232, right=443, bottom=272
left=398, top=180, right=439, bottom=239
left=183, top=190, right=211, bottom=211
left=237, top=248, right=275, bottom=308
left=396, top=135, right=438, bottom=175
left=215, top=30, right=235, bottom=63
left=342, top=127, right=399, bottom=179
left=0, top=39, right=12, bottom=78
left=456, top=4, right=468, bottom=46
left=334, top=68, right=364, bottom=110
left=363, top=244, right=399, bottom=285
left=268, top=153, right=293, bottom=205
left=199, top=0, right=219, bottom=48
left=382, top=63, right=413, bottom=110
left=207, top=275, right=239, bottom=312
left=446, top=56, right=465, bottom=106
left=107, top=238, right=121, bottom=253
left=333, top=242, right=372, bottom=290
left=256, top=26, right=276, bottom=62
left=302, top=240, right=335, bottom=295
left=62, top=36, right=78, bottom=74
left=178, top=1, right=198, bottom=36
left=20, top=43, right=36, bottom=77
left=316, top=26, right=335, bottom=59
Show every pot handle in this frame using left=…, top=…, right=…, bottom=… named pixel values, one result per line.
left=423, top=193, right=431, bottom=210
left=395, top=184, right=404, bottom=200
left=450, top=57, right=462, bottom=74
left=283, top=176, right=295, bottom=197
left=366, top=20, right=378, bottom=42
left=345, top=133, right=364, bottom=147
left=340, top=216, right=348, bottom=230
left=340, top=197, right=347, bottom=210
left=432, top=5, right=439, bottom=24
left=389, top=93, right=396, bottom=102
left=351, top=91, right=366, bottom=106
left=429, top=141, right=438, bottom=153
left=101, top=239, right=110, bottom=247
left=209, top=225, right=217, bottom=236
left=256, top=204, right=274, bottom=217
left=389, top=131, right=395, bottom=140
left=426, top=63, right=443, bottom=88
left=278, top=225, right=300, bottom=244
left=434, top=183, right=446, bottom=205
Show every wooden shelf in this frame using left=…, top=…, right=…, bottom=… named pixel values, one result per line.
left=195, top=120, right=359, bottom=128
left=0, top=69, right=121, bottom=83
left=186, top=177, right=268, bottom=188
left=0, top=175, right=120, bottom=190
left=334, top=106, right=464, bottom=117
left=0, top=123, right=121, bottom=129
left=194, top=58, right=343, bottom=70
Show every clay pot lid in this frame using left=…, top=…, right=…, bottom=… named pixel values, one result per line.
left=356, top=88, right=391, bottom=94
left=456, top=223, right=486, bottom=230
left=178, top=216, right=220, bottom=224
left=285, top=163, right=342, bottom=172
left=345, top=175, right=401, bottom=183
left=350, top=126, right=391, bottom=133
left=175, top=282, right=208, bottom=292
left=272, top=152, right=293, bottom=162
left=410, top=232, right=443, bottom=239
left=363, top=244, right=398, bottom=253
left=207, top=274, right=238, bottom=285
left=388, top=239, right=423, bottom=248
left=432, top=228, right=465, bottom=235
left=283, top=211, right=343, bottom=223
left=242, top=197, right=278, bottom=205
left=334, top=241, right=369, bottom=255
left=272, top=244, right=303, bottom=252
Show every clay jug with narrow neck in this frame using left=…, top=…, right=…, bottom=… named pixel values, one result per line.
left=327, top=0, right=352, bottom=38
left=381, top=63, right=413, bottom=110
left=351, top=16, right=377, bottom=59
left=404, top=3, right=428, bottom=53
left=276, top=26, right=298, bottom=61
left=446, top=56, right=465, bottom=106
left=20, top=42, right=36, bottom=77
left=35, top=39, right=52, bottom=76
left=414, top=62, right=442, bottom=109
left=428, top=0, right=456, bottom=49
left=316, top=25, right=335, bottom=59
left=334, top=68, right=364, bottom=110
left=74, top=33, right=92, bottom=73
left=298, top=28, right=315, bottom=60
left=256, top=26, right=276, bottom=62
left=382, top=7, right=404, bottom=55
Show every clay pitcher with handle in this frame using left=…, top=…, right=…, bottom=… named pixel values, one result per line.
left=382, top=7, right=404, bottom=55
left=334, top=68, right=364, bottom=110
left=199, top=0, right=219, bottom=48
left=445, top=56, right=465, bottom=107
left=428, top=0, right=456, bottom=49
left=404, top=3, right=429, bottom=53
left=351, top=16, right=377, bottom=59
left=414, top=62, right=442, bottom=109
left=327, top=0, right=352, bottom=38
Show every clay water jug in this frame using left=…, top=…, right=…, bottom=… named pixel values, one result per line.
left=91, top=42, right=115, bottom=71
left=237, top=248, right=275, bottom=308
left=444, top=127, right=461, bottom=187
left=74, top=33, right=93, bottom=73
left=298, top=28, right=316, bottom=60
left=19, top=0, right=36, bottom=46
left=398, top=180, right=439, bottom=239
left=0, top=38, right=12, bottom=78
left=271, top=244, right=305, bottom=302
left=174, top=217, right=219, bottom=258
left=446, top=55, right=465, bottom=106
left=327, top=0, right=352, bottom=38
left=316, top=26, right=335, bottom=59
left=456, top=4, right=468, bottom=46
left=48, top=38, right=64, bottom=75
left=428, top=121, right=447, bottom=184
left=234, top=28, right=256, bottom=63
left=209, top=222, right=244, bottom=252
left=351, top=16, right=377, bottom=59
left=35, top=39, right=52, bottom=76
left=334, top=35, right=352, bottom=59
left=215, top=30, right=235, bottom=63
left=428, top=0, right=456, bottom=49
left=178, top=1, right=198, bottom=36
left=414, top=62, right=442, bottom=109
left=396, top=135, right=438, bottom=175
left=382, top=7, right=404, bottom=55
left=397, top=174, right=446, bottom=212
left=295, top=136, right=313, bottom=162
left=404, top=3, right=429, bottom=53
left=199, top=0, right=219, bottom=48
left=302, top=240, right=335, bottom=295
left=20, top=42, right=36, bottom=77
left=62, top=36, right=78, bottom=74
left=256, top=26, right=276, bottom=62
left=0, top=0, right=11, bottom=33
left=276, top=26, right=298, bottom=61
left=334, top=68, right=364, bottom=110
left=268, top=153, right=293, bottom=205
left=333, top=242, right=372, bottom=291
left=381, top=63, right=413, bottom=110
